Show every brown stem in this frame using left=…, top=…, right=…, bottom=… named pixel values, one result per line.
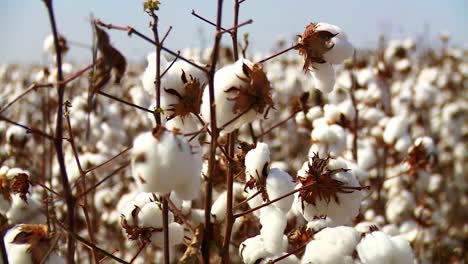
left=221, top=131, right=236, bottom=263
left=191, top=10, right=229, bottom=33
left=0, top=115, right=54, bottom=141
left=97, top=91, right=153, bottom=113
left=150, top=11, right=162, bottom=125
left=231, top=0, right=240, bottom=61
left=54, top=220, right=129, bottom=264
left=77, top=162, right=130, bottom=198
left=166, top=196, right=195, bottom=233
left=270, top=243, right=307, bottom=263
left=84, top=146, right=131, bottom=174
left=160, top=51, right=180, bottom=78
left=220, top=19, right=253, bottom=34
left=232, top=189, right=261, bottom=210
left=129, top=242, right=147, bottom=264
left=257, top=44, right=299, bottom=64
left=202, top=1, right=224, bottom=262
left=42, top=1, right=76, bottom=262
left=0, top=83, right=52, bottom=114
left=350, top=53, right=359, bottom=162
left=162, top=195, right=170, bottom=264
left=257, top=111, right=298, bottom=138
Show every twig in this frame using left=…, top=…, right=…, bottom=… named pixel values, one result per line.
left=55, top=220, right=129, bottom=264
left=270, top=243, right=307, bottom=263
left=166, top=196, right=195, bottom=233
left=149, top=11, right=163, bottom=125
left=160, top=51, right=180, bottom=78
left=257, top=44, right=299, bottom=64
left=222, top=131, right=236, bottom=263
left=77, top=162, right=130, bottom=198
left=162, top=194, right=170, bottom=264
left=85, top=146, right=131, bottom=174
left=0, top=115, right=54, bottom=141
left=232, top=189, right=261, bottom=210
left=191, top=10, right=229, bottom=33
left=0, top=83, right=52, bottom=114
left=349, top=52, right=359, bottom=162
left=220, top=19, right=253, bottom=34
left=257, top=110, right=298, bottom=138
left=97, top=91, right=153, bottom=113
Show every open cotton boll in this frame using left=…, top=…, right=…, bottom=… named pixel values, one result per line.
left=259, top=206, right=287, bottom=254
left=311, top=62, right=335, bottom=93
left=201, top=59, right=274, bottom=132
left=385, top=190, right=415, bottom=224
left=150, top=222, right=185, bottom=247
left=6, top=125, right=29, bottom=147
left=310, top=123, right=347, bottom=157
left=4, top=224, right=64, bottom=264
left=211, top=191, right=228, bottom=222
left=294, top=156, right=364, bottom=225
left=141, top=52, right=169, bottom=96
left=138, top=202, right=173, bottom=229
left=383, top=116, right=409, bottom=144
left=314, top=23, right=353, bottom=65
left=7, top=194, right=45, bottom=224
left=301, top=226, right=359, bottom=264
left=239, top=235, right=270, bottom=264
left=131, top=127, right=202, bottom=200
left=357, top=231, right=414, bottom=264
left=245, top=142, right=271, bottom=183
left=261, top=254, right=299, bottom=264
left=264, top=168, right=295, bottom=213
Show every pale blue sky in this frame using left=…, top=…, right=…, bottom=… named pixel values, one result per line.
left=1, top=0, right=467, bottom=63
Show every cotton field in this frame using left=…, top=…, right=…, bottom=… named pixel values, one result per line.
left=0, top=1, right=467, bottom=263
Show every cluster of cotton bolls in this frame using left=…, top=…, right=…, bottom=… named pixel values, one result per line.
left=0, top=21, right=466, bottom=263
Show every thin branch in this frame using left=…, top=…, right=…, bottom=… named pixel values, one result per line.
left=77, top=162, right=130, bottom=198
left=257, top=44, right=299, bottom=64
left=55, top=220, right=129, bottom=264
left=160, top=26, right=173, bottom=45
left=97, top=91, right=154, bottom=113
left=191, top=10, right=229, bottom=33
left=0, top=83, right=52, bottom=114
left=0, top=115, right=54, bottom=141
left=160, top=51, right=180, bottom=78
left=162, top=195, right=170, bottom=264
left=270, top=243, right=307, bottom=263
left=257, top=110, right=298, bottom=138
left=84, top=146, right=131, bottom=174
left=220, top=19, right=253, bottom=34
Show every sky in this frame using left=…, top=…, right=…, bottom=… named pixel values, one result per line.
left=0, top=0, right=467, bottom=64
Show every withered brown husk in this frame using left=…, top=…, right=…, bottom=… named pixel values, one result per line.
left=180, top=224, right=204, bottom=264
left=12, top=224, right=55, bottom=264
left=89, top=24, right=127, bottom=93
left=164, top=70, right=204, bottom=121
left=406, top=143, right=435, bottom=176
left=296, top=23, right=337, bottom=72
left=225, top=63, right=275, bottom=119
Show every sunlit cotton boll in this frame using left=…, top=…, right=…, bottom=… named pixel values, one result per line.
left=239, top=234, right=288, bottom=264
left=201, top=59, right=274, bottom=132
left=141, top=52, right=169, bottom=96
left=315, top=23, right=354, bottom=65
left=293, top=158, right=363, bottom=225
left=301, top=226, right=360, bottom=264
left=245, top=142, right=271, bottom=183
left=131, top=127, right=202, bottom=200
left=357, top=231, right=414, bottom=264
left=310, top=62, right=335, bottom=94
left=259, top=205, right=287, bottom=254
left=383, top=115, right=409, bottom=145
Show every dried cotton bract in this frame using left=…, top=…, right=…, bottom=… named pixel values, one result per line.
left=131, top=126, right=202, bottom=200
left=296, top=22, right=354, bottom=93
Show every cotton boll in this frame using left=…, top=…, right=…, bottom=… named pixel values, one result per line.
left=7, top=194, right=45, bottom=224
left=4, top=226, right=34, bottom=264
left=311, top=62, right=335, bottom=93
left=141, top=52, right=169, bottom=96
left=151, top=222, right=184, bottom=247
left=383, top=116, right=409, bottom=144
left=245, top=142, right=271, bottom=183
left=294, top=157, right=363, bottom=225
left=385, top=190, right=415, bottom=223
left=394, top=133, right=412, bottom=153
left=259, top=206, right=287, bottom=254
left=211, top=191, right=228, bottom=222
left=301, top=226, right=359, bottom=264
left=357, top=231, right=414, bottom=264
left=265, top=168, right=295, bottom=213
left=131, top=127, right=202, bottom=200
left=138, top=202, right=166, bottom=229
left=261, top=254, right=299, bottom=264
left=6, top=125, right=29, bottom=147
left=313, top=23, right=353, bottom=65
left=239, top=235, right=271, bottom=264
left=414, top=84, right=437, bottom=107
left=201, top=59, right=273, bottom=132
